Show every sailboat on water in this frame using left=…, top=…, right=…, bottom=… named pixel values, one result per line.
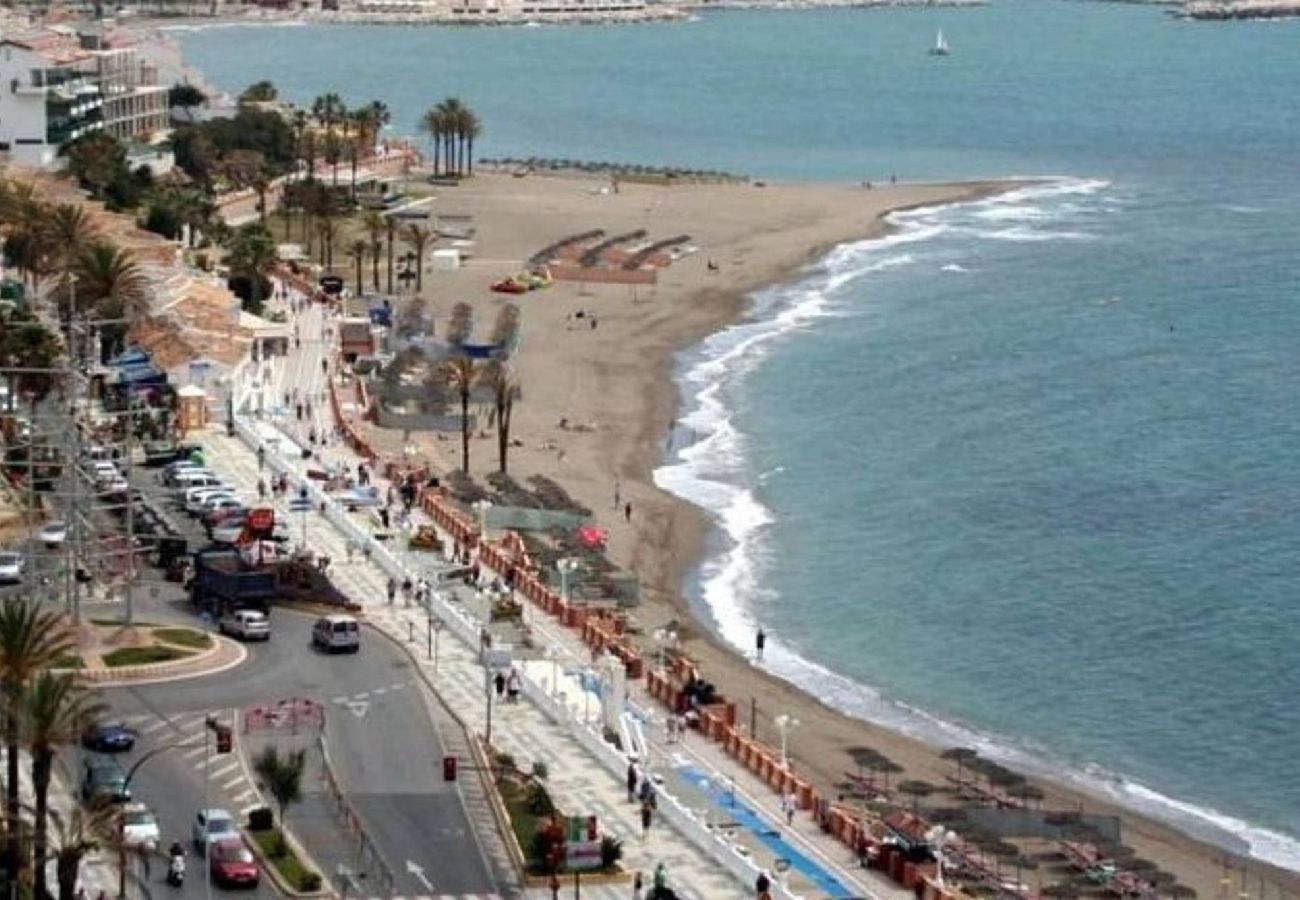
left=930, top=29, right=950, bottom=56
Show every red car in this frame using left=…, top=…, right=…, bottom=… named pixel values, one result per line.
left=209, top=838, right=260, bottom=888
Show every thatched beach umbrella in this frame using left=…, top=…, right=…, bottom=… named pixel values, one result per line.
left=897, top=780, right=936, bottom=814
left=942, top=747, right=979, bottom=787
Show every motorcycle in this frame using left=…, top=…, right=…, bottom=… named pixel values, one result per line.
left=166, top=844, right=185, bottom=887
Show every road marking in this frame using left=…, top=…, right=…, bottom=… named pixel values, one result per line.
left=372, top=687, right=387, bottom=696
left=234, top=789, right=257, bottom=804
left=404, top=861, right=432, bottom=892
left=139, top=718, right=171, bottom=735
left=181, top=746, right=206, bottom=760
left=389, top=682, right=407, bottom=691
left=345, top=699, right=370, bottom=718
left=354, top=691, right=370, bottom=700
left=222, top=774, right=247, bottom=790
left=331, top=696, right=348, bottom=704
left=210, top=761, right=240, bottom=780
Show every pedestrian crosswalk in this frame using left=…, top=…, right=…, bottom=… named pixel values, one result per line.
left=113, top=710, right=260, bottom=806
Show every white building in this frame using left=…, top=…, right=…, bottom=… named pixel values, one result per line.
left=0, top=27, right=169, bottom=169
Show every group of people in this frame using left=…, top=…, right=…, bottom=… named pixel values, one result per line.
left=625, top=760, right=660, bottom=841
left=492, top=666, right=523, bottom=703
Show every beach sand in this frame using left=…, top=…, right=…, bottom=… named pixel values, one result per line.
left=353, top=171, right=1298, bottom=900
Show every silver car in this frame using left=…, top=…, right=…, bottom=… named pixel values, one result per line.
left=0, top=552, right=24, bottom=584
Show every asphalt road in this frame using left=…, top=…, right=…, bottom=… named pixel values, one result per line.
left=93, top=608, right=498, bottom=899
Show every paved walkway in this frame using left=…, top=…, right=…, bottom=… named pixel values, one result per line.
left=210, top=290, right=907, bottom=899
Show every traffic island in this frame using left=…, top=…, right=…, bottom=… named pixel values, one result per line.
left=247, top=825, right=324, bottom=896
left=53, top=621, right=246, bottom=684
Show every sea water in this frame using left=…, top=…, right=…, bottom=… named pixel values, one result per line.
left=180, top=0, right=1300, bottom=868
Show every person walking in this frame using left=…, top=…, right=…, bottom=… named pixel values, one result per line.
left=756, top=627, right=766, bottom=661
left=624, top=500, right=632, bottom=523
left=632, top=871, right=643, bottom=900
left=755, top=871, right=772, bottom=900
left=506, top=667, right=521, bottom=703
left=626, top=761, right=638, bottom=803
left=653, top=863, right=667, bottom=896
left=640, top=799, right=653, bottom=841
left=257, top=478, right=266, bottom=501
left=257, top=444, right=265, bottom=471
left=781, top=790, right=795, bottom=825
left=614, top=480, right=621, bottom=511
left=386, top=576, right=397, bottom=605
left=494, top=670, right=506, bottom=698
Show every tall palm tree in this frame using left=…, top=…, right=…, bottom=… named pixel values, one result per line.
left=403, top=223, right=432, bottom=293
left=440, top=356, right=478, bottom=473
left=461, top=108, right=482, bottom=176
left=421, top=106, right=443, bottom=176
left=486, top=364, right=520, bottom=474
left=316, top=214, right=338, bottom=270
left=347, top=239, right=368, bottom=296
left=25, top=672, right=104, bottom=900
left=227, top=225, right=278, bottom=312
left=385, top=215, right=397, bottom=294
left=0, top=601, right=76, bottom=876
left=362, top=210, right=385, bottom=290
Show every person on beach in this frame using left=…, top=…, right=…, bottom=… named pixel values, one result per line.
left=756, top=627, right=766, bottom=661
left=625, top=501, right=633, bottom=523
left=640, top=799, right=653, bottom=840
left=614, top=480, right=622, bottom=511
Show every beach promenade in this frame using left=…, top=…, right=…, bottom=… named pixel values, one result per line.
left=209, top=289, right=909, bottom=900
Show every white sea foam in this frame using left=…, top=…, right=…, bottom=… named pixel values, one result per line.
left=654, top=174, right=1300, bottom=874
left=940, top=263, right=970, bottom=273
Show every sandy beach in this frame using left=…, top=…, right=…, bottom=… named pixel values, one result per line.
left=342, top=170, right=1297, bottom=899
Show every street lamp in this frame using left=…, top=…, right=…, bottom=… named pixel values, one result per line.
left=774, top=713, right=800, bottom=768
left=556, top=557, right=579, bottom=603
left=472, top=499, right=492, bottom=538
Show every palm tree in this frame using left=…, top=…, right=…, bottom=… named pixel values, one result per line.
left=71, top=242, right=150, bottom=320
left=25, top=672, right=104, bottom=900
left=45, top=801, right=119, bottom=900
left=403, top=223, right=432, bottom=293
left=486, top=364, right=520, bottom=474
left=47, top=204, right=97, bottom=264
left=461, top=108, right=482, bottom=176
left=440, top=356, right=478, bottom=473
left=227, top=225, right=278, bottom=312
left=0, top=601, right=76, bottom=876
left=253, top=746, right=306, bottom=852
left=347, top=239, right=368, bottom=296
left=362, top=210, right=385, bottom=290
left=317, top=214, right=338, bottom=270
left=437, top=98, right=465, bottom=175
left=385, top=215, right=397, bottom=294
left=422, top=107, right=443, bottom=177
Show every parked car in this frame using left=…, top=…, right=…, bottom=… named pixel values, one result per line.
left=38, top=521, right=67, bottom=548
left=81, top=759, right=130, bottom=803
left=81, top=722, right=137, bottom=753
left=201, top=499, right=246, bottom=527
left=210, top=518, right=247, bottom=545
left=191, top=808, right=238, bottom=854
left=219, top=609, right=270, bottom=641
left=209, top=837, right=260, bottom=887
left=0, top=551, right=24, bottom=584
left=162, top=461, right=204, bottom=485
left=120, top=803, right=160, bottom=850
left=184, top=488, right=235, bottom=516
left=312, top=615, right=360, bottom=653
left=97, top=477, right=131, bottom=497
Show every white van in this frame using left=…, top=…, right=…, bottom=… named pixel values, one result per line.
left=219, top=610, right=271, bottom=641
left=172, top=472, right=228, bottom=493
left=312, top=615, right=359, bottom=653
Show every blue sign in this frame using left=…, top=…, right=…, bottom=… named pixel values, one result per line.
left=288, top=498, right=314, bottom=513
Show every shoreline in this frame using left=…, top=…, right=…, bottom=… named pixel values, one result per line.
left=628, top=195, right=1300, bottom=896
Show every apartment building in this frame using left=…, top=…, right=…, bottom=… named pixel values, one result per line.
left=0, top=26, right=169, bottom=168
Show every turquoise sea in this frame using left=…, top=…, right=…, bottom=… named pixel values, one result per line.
left=179, top=2, right=1300, bottom=868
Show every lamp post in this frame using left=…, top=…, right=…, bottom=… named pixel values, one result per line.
left=774, top=713, right=800, bottom=768
left=472, top=499, right=492, bottom=539
left=556, top=557, right=579, bottom=604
